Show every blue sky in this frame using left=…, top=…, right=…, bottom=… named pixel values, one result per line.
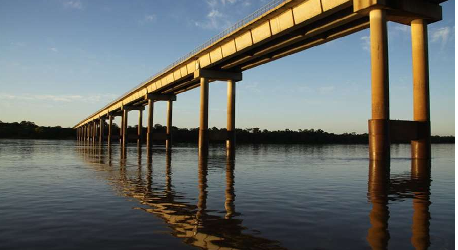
left=0, top=0, right=455, bottom=135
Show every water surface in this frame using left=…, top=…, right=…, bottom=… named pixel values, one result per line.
left=0, top=140, right=454, bottom=249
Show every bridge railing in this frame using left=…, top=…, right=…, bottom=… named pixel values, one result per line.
left=99, top=0, right=288, bottom=113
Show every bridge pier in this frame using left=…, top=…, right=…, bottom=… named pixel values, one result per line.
left=146, top=99, right=154, bottom=149
left=166, top=100, right=173, bottom=152
left=368, top=8, right=390, bottom=161
left=138, top=110, right=143, bottom=145
left=99, top=118, right=105, bottom=144
left=122, top=110, right=128, bottom=149
left=195, top=69, right=242, bottom=157
left=199, top=77, right=209, bottom=157
left=144, top=94, right=176, bottom=151
left=226, top=79, right=236, bottom=158
left=411, top=19, right=431, bottom=159
left=108, top=115, right=113, bottom=145
left=354, top=0, right=437, bottom=161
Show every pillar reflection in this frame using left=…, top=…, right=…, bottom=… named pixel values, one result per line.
left=197, top=155, right=208, bottom=221
left=411, top=159, right=431, bottom=250
left=225, top=155, right=236, bottom=219
left=367, top=160, right=390, bottom=250
left=165, top=152, right=172, bottom=196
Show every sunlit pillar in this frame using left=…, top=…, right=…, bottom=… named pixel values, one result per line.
left=411, top=19, right=431, bottom=159
left=138, top=110, right=143, bottom=144
left=119, top=114, right=124, bottom=144
left=411, top=159, right=431, bottom=250
left=368, top=8, right=390, bottom=160
left=166, top=100, right=173, bottom=151
left=93, top=121, right=97, bottom=142
left=199, top=77, right=209, bottom=157
left=367, top=160, right=390, bottom=250
left=108, top=115, right=113, bottom=145
left=122, top=110, right=128, bottom=149
left=226, top=79, right=236, bottom=157
left=147, top=99, right=154, bottom=150
left=99, top=118, right=104, bottom=144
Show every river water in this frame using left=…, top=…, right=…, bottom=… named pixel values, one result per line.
left=0, top=140, right=454, bottom=250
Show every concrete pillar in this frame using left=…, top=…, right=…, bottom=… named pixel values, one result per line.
left=147, top=99, right=154, bottom=149
left=122, top=110, right=128, bottom=149
left=369, top=8, right=390, bottom=160
left=120, top=115, right=124, bottom=144
left=166, top=100, right=173, bottom=151
left=411, top=19, right=431, bottom=159
left=93, top=121, right=97, bottom=142
left=84, top=125, right=87, bottom=141
left=366, top=160, right=390, bottom=250
left=411, top=159, right=431, bottom=249
left=138, top=110, right=143, bottom=144
left=108, top=115, right=113, bottom=145
left=226, top=80, right=236, bottom=157
left=99, top=118, right=104, bottom=143
left=199, top=77, right=209, bottom=156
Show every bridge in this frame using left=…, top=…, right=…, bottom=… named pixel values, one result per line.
left=74, top=0, right=446, bottom=160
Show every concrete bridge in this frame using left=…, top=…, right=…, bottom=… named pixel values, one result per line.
left=74, top=0, right=446, bottom=160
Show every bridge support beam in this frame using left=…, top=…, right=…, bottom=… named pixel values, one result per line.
left=166, top=100, right=173, bottom=152
left=411, top=19, right=431, bottom=159
left=138, top=110, right=143, bottom=144
left=199, top=77, right=209, bottom=157
left=226, top=80, right=236, bottom=158
left=368, top=8, right=390, bottom=161
left=146, top=99, right=154, bottom=149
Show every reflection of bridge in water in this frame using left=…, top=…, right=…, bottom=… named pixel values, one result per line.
left=77, top=143, right=431, bottom=250
left=78, top=144, right=287, bottom=250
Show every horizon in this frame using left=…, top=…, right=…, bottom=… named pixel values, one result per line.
left=1, top=119, right=455, bottom=137
left=0, top=0, right=455, bottom=136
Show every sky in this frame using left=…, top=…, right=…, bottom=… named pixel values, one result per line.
left=0, top=0, right=455, bottom=135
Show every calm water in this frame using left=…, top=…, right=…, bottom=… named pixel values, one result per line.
left=0, top=140, right=454, bottom=250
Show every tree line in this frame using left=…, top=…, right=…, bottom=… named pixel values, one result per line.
left=0, top=121, right=454, bottom=144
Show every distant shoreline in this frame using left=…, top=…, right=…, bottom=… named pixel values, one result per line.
left=0, top=121, right=454, bottom=144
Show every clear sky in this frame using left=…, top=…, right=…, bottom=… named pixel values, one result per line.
left=0, top=0, right=455, bottom=135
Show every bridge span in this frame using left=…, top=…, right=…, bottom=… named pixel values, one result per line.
left=74, top=0, right=446, bottom=160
